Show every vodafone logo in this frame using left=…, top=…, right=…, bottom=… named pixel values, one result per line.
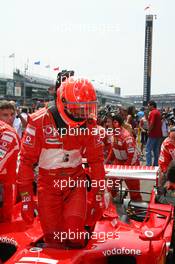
left=24, top=135, right=34, bottom=146
left=2, top=142, right=7, bottom=147
left=144, top=230, right=154, bottom=238
left=44, top=126, right=53, bottom=135
left=26, top=136, right=31, bottom=143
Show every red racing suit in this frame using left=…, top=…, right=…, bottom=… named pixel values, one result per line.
left=0, top=120, right=20, bottom=222
left=18, top=107, right=105, bottom=246
left=159, top=137, right=175, bottom=173
left=106, top=127, right=141, bottom=200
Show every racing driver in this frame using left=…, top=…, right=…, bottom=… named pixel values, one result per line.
left=17, top=76, right=105, bottom=248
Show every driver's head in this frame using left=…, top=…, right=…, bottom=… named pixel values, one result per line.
left=56, top=77, right=97, bottom=127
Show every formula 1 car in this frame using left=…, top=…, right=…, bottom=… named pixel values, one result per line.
left=0, top=165, right=174, bottom=264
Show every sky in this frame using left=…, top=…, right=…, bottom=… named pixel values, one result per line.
left=0, top=0, right=174, bottom=96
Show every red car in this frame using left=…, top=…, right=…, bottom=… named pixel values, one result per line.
left=0, top=166, right=174, bottom=264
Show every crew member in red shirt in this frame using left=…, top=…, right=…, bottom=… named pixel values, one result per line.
left=146, top=100, right=162, bottom=166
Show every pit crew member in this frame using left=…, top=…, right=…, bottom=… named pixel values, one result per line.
left=156, top=160, right=175, bottom=205
left=158, top=126, right=175, bottom=186
left=106, top=114, right=142, bottom=201
left=0, top=120, right=20, bottom=222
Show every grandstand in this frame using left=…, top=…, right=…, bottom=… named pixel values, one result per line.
left=0, top=70, right=131, bottom=107
left=125, top=94, right=175, bottom=109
